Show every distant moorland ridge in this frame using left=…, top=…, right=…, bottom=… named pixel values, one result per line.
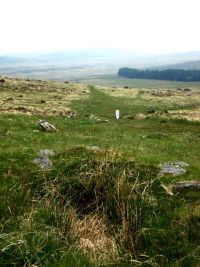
left=118, top=67, right=200, bottom=82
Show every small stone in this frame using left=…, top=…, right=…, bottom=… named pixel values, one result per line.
left=33, top=157, right=52, bottom=169
left=161, top=165, right=185, bottom=175
left=174, top=162, right=189, bottom=168
left=160, top=162, right=189, bottom=176
left=38, top=149, right=55, bottom=157
left=89, top=114, right=96, bottom=120
left=38, top=120, right=58, bottom=132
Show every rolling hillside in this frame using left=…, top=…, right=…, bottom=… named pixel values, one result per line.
left=1, top=76, right=200, bottom=266
left=1, top=50, right=200, bottom=81
left=150, top=59, right=200, bottom=70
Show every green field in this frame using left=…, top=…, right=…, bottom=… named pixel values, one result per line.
left=0, top=77, right=200, bottom=266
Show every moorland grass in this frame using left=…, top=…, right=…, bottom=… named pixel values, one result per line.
left=0, top=82, right=200, bottom=266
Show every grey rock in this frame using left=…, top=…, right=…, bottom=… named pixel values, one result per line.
left=33, top=157, right=53, bottom=169
left=174, top=162, right=189, bottom=168
left=38, top=149, right=55, bottom=157
left=160, top=162, right=189, bottom=176
left=38, top=120, right=58, bottom=132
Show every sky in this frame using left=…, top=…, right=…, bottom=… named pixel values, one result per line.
left=0, top=0, right=200, bottom=55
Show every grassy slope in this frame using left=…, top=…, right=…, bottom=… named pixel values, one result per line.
left=0, top=79, right=200, bottom=266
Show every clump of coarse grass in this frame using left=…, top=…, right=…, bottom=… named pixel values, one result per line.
left=50, top=147, right=200, bottom=266
left=0, top=184, right=93, bottom=267
left=53, top=148, right=159, bottom=262
left=71, top=213, right=118, bottom=264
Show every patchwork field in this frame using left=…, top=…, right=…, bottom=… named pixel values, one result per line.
left=0, top=76, right=200, bottom=266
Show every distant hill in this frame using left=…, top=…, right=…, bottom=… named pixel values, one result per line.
left=1, top=49, right=200, bottom=80
left=150, top=60, right=200, bottom=70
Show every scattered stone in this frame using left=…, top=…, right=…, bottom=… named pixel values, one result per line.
left=174, top=162, right=189, bottom=168
left=33, top=157, right=53, bottom=169
left=160, top=162, right=189, bottom=176
left=67, top=111, right=77, bottom=118
left=38, top=120, right=58, bottom=132
left=89, top=114, right=97, bottom=120
left=38, top=149, right=55, bottom=157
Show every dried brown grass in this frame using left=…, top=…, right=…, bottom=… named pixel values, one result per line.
left=71, top=213, right=118, bottom=264
left=0, top=77, right=89, bottom=116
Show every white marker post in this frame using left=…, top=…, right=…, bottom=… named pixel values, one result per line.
left=115, top=109, right=120, bottom=120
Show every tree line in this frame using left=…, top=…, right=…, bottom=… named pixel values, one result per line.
left=118, top=67, right=200, bottom=82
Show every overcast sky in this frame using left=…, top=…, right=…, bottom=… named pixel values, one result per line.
left=0, top=0, right=200, bottom=55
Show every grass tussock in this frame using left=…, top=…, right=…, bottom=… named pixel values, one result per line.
left=2, top=146, right=199, bottom=266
